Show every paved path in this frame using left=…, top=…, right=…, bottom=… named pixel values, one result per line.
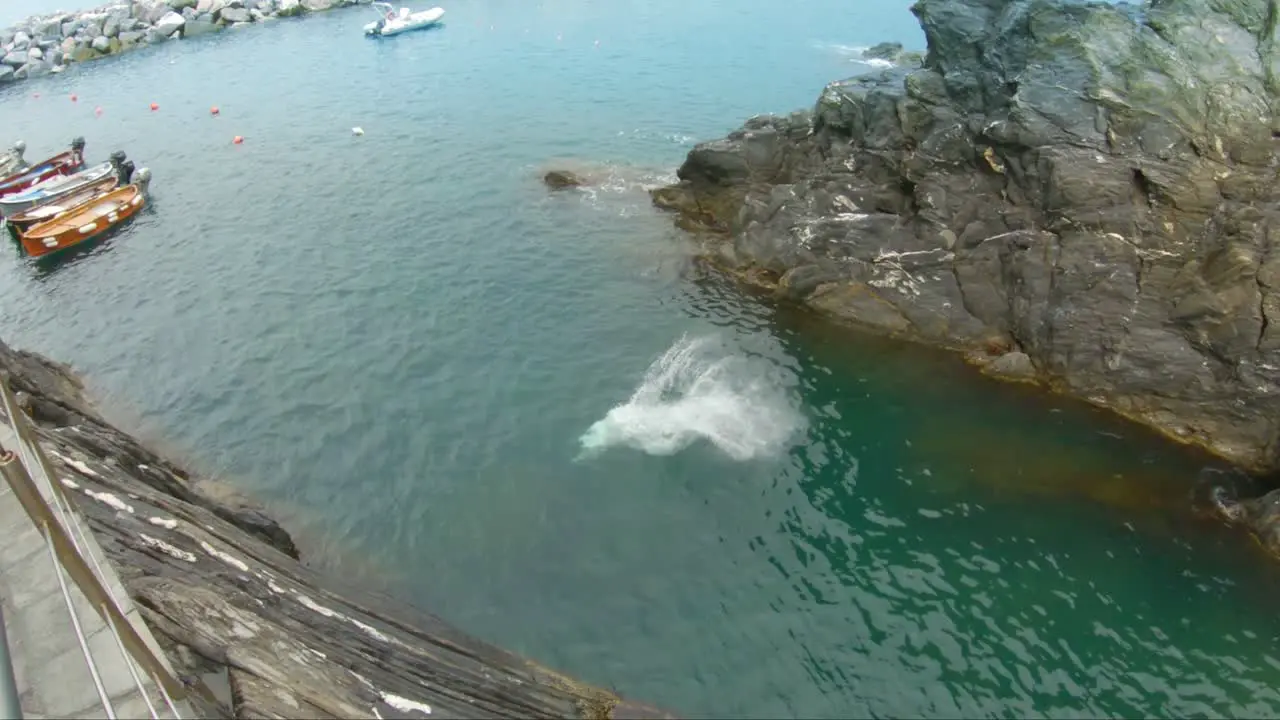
left=0, top=415, right=191, bottom=719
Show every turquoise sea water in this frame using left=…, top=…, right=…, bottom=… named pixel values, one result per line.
left=3, top=2, right=1280, bottom=717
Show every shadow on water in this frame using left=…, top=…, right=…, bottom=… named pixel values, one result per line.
left=27, top=236, right=120, bottom=277
left=794, top=299, right=1280, bottom=547
left=763, top=297, right=1233, bottom=509
left=21, top=203, right=159, bottom=280
left=365, top=23, right=449, bottom=41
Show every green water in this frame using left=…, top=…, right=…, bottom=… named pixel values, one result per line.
left=0, top=1, right=1277, bottom=716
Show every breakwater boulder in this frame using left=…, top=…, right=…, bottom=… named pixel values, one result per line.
left=0, top=0, right=375, bottom=82
left=0, top=336, right=672, bottom=719
left=652, top=0, right=1280, bottom=477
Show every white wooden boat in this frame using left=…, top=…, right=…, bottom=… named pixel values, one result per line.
left=364, top=3, right=444, bottom=36
left=0, top=157, right=120, bottom=216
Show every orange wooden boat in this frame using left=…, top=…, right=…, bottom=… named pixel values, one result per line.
left=5, top=174, right=119, bottom=240
left=20, top=177, right=148, bottom=259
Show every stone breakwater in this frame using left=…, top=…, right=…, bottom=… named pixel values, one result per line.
left=1, top=0, right=371, bottom=84
left=0, top=336, right=672, bottom=719
left=652, top=0, right=1280, bottom=481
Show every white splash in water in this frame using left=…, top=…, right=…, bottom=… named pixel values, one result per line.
left=812, top=41, right=898, bottom=68
left=579, top=334, right=806, bottom=461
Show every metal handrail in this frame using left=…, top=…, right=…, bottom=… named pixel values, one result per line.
left=0, top=373, right=189, bottom=719
left=0, top=603, right=21, bottom=720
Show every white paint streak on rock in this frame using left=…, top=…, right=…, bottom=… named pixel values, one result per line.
left=67, top=458, right=100, bottom=478
left=85, top=488, right=134, bottom=513
left=138, top=533, right=197, bottom=562
left=382, top=692, right=433, bottom=716
left=294, top=593, right=393, bottom=643
left=148, top=516, right=178, bottom=530
left=199, top=540, right=250, bottom=572
left=51, top=450, right=100, bottom=478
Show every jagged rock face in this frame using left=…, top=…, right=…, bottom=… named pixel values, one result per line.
left=652, top=0, right=1280, bottom=473
left=0, top=338, right=671, bottom=720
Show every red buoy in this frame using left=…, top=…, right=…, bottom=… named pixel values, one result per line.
left=94, top=106, right=103, bottom=117
left=210, top=106, right=220, bottom=116
left=232, top=135, right=244, bottom=145
left=69, top=94, right=77, bottom=102
left=150, top=102, right=159, bottom=111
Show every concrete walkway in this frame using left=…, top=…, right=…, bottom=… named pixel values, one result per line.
left=0, top=415, right=191, bottom=719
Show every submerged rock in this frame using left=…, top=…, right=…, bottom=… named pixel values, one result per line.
left=0, top=337, right=672, bottom=719
left=544, top=169, right=588, bottom=189
left=652, top=0, right=1280, bottom=477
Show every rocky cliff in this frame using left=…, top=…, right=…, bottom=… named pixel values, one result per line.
left=652, top=0, right=1280, bottom=483
left=0, top=338, right=670, bottom=719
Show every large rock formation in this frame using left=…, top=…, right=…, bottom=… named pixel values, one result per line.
left=652, top=0, right=1280, bottom=478
left=0, top=338, right=671, bottom=719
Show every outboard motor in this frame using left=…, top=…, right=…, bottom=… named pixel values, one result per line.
left=70, top=136, right=86, bottom=167
left=11, top=140, right=25, bottom=165
left=133, top=167, right=151, bottom=196
left=117, top=159, right=136, bottom=186
left=109, top=150, right=127, bottom=171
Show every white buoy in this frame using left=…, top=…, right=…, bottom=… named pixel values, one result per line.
left=352, top=127, right=365, bottom=136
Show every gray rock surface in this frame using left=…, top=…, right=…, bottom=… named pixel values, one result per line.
left=117, top=30, right=144, bottom=48
left=652, top=0, right=1280, bottom=478
left=0, top=338, right=673, bottom=719
left=184, top=16, right=218, bottom=36
left=219, top=7, right=251, bottom=23
left=153, top=10, right=186, bottom=36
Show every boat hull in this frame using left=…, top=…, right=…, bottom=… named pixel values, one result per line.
left=5, top=176, right=119, bottom=240
left=21, top=185, right=145, bottom=259
left=0, top=162, right=115, bottom=216
left=0, top=150, right=83, bottom=201
left=364, top=7, right=444, bottom=36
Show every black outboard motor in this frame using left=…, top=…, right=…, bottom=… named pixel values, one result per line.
left=116, top=159, right=136, bottom=186
left=108, top=150, right=127, bottom=171
left=70, top=136, right=86, bottom=167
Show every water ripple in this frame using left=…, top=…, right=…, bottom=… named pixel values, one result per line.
left=0, top=2, right=1276, bottom=719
